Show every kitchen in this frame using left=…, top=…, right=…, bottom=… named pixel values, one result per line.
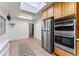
left=42, top=2, right=79, bottom=56
left=0, top=2, right=79, bottom=56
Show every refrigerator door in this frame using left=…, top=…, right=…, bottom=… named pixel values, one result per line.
left=46, top=31, right=51, bottom=53
left=47, top=19, right=51, bottom=30
left=45, top=20, right=48, bottom=30
left=42, top=31, right=48, bottom=50
left=42, top=18, right=54, bottom=53
left=42, top=20, right=45, bottom=30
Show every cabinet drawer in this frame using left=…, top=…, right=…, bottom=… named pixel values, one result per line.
left=55, top=47, right=73, bottom=56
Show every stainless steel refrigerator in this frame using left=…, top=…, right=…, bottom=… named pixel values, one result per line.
left=42, top=18, right=54, bottom=53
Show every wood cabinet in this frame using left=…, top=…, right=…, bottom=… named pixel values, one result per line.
left=77, top=41, right=79, bottom=56
left=53, top=2, right=76, bottom=20
left=42, top=10, right=47, bottom=20
left=42, top=4, right=54, bottom=20
left=42, top=2, right=79, bottom=56
left=47, top=5, right=54, bottom=18
left=54, top=3, right=62, bottom=19
left=54, top=47, right=73, bottom=56
left=62, top=2, right=76, bottom=17
left=74, top=3, right=79, bottom=56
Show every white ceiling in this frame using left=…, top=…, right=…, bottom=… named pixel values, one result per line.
left=0, top=2, right=53, bottom=21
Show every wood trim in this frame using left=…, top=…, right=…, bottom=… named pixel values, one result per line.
left=76, top=2, right=79, bottom=38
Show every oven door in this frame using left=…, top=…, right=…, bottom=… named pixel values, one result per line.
left=55, top=35, right=74, bottom=49
left=55, top=35, right=62, bottom=44
left=62, top=36, right=74, bottom=49
left=55, top=24, right=74, bottom=31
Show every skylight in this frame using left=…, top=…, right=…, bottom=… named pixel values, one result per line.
left=20, top=2, right=47, bottom=13
left=25, top=2, right=41, bottom=8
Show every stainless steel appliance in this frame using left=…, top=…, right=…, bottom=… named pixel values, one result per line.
left=54, top=16, right=76, bottom=54
left=42, top=18, right=54, bottom=53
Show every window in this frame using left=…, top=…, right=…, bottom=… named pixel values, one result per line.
left=25, top=2, right=41, bottom=8
left=0, top=15, right=5, bottom=35
left=20, top=2, right=47, bottom=13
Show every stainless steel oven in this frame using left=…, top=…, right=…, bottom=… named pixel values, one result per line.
left=55, top=35, right=74, bottom=49
left=54, top=18, right=76, bottom=54
left=55, top=19, right=75, bottom=31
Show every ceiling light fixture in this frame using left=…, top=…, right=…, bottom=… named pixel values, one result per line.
left=7, top=14, right=11, bottom=21
left=18, top=15, right=32, bottom=20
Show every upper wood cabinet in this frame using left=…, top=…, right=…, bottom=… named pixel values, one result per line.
left=62, top=2, right=76, bottom=17
left=42, top=4, right=54, bottom=20
left=54, top=2, right=62, bottom=19
left=47, top=5, right=54, bottom=18
left=42, top=2, right=76, bottom=20
left=54, top=2, right=76, bottom=20
left=42, top=10, right=47, bottom=20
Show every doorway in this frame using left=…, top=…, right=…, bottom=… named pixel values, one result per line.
left=29, top=23, right=34, bottom=37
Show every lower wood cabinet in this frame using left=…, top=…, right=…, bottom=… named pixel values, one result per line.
left=54, top=47, right=73, bottom=56
left=77, top=41, right=79, bottom=56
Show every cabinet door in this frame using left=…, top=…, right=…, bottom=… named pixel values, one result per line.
left=54, top=47, right=73, bottom=56
left=42, top=11, right=47, bottom=20
left=62, top=2, right=76, bottom=17
left=47, top=5, right=54, bottom=18
left=54, top=3, right=62, bottom=19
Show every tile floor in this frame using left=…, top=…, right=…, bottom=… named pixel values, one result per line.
left=9, top=37, right=55, bottom=56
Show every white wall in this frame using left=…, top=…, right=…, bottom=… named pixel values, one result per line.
left=8, top=19, right=29, bottom=41
left=34, top=20, right=42, bottom=40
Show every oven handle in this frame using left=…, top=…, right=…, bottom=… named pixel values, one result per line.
left=55, top=34, right=74, bottom=38
left=54, top=23, right=74, bottom=27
